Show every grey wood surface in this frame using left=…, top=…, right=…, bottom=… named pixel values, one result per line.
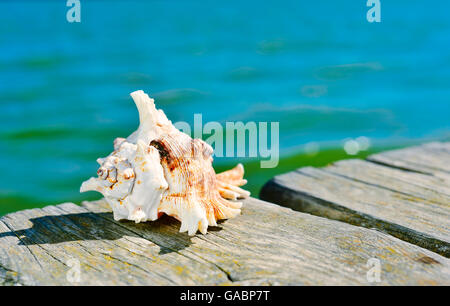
left=261, top=142, right=450, bottom=257
left=1, top=197, right=449, bottom=285
left=368, top=142, right=450, bottom=180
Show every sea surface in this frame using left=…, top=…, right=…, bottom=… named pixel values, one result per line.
left=1, top=0, right=449, bottom=215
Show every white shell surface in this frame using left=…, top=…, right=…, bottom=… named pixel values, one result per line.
left=80, top=90, right=249, bottom=235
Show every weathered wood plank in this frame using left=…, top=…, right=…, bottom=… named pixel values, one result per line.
left=368, top=142, right=450, bottom=180
left=261, top=142, right=450, bottom=257
left=1, top=198, right=449, bottom=285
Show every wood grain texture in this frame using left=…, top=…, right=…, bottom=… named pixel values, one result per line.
left=368, top=142, right=450, bottom=180
left=0, top=198, right=449, bottom=285
left=261, top=142, right=450, bottom=257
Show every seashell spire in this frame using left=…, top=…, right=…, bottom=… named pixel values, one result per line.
left=80, top=90, right=250, bottom=235
left=126, top=90, right=174, bottom=144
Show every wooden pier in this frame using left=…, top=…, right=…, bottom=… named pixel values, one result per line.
left=1, top=142, right=449, bottom=285
left=261, top=142, right=450, bottom=257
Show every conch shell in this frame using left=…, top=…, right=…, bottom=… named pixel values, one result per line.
left=81, top=90, right=250, bottom=235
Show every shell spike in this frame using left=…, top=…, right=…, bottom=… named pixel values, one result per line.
left=130, top=90, right=156, bottom=127
left=80, top=177, right=99, bottom=193
left=129, top=90, right=172, bottom=143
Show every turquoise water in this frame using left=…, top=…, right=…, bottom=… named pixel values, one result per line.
left=1, top=1, right=449, bottom=215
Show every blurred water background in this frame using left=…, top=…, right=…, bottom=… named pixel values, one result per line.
left=1, top=0, right=449, bottom=215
